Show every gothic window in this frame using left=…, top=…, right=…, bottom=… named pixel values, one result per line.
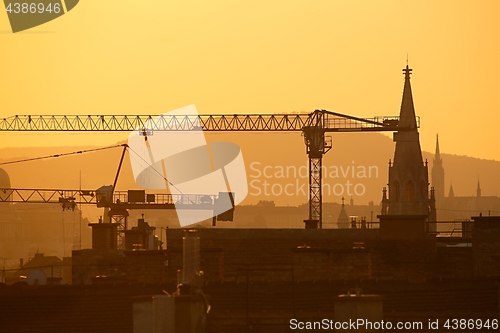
left=406, top=181, right=414, bottom=202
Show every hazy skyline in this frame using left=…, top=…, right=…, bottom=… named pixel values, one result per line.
left=1, top=132, right=499, bottom=211
left=1, top=1, right=500, bottom=161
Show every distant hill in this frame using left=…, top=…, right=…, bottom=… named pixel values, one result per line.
left=0, top=132, right=498, bottom=208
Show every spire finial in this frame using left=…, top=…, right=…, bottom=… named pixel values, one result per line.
left=403, top=62, right=412, bottom=79
left=406, top=53, right=409, bottom=66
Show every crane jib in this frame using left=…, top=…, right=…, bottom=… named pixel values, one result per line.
left=0, top=110, right=418, bottom=132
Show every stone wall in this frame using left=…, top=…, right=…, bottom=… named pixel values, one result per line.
left=125, top=250, right=167, bottom=284
left=72, top=224, right=500, bottom=286
left=72, top=249, right=126, bottom=285
left=165, top=229, right=439, bottom=283
left=436, top=246, right=474, bottom=278
left=292, top=247, right=372, bottom=281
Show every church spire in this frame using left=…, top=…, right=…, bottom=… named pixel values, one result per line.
left=477, top=178, right=482, bottom=197
left=435, top=134, right=441, bottom=162
left=432, top=134, right=445, bottom=201
left=392, top=64, right=423, bottom=167
left=449, top=183, right=455, bottom=198
left=385, top=64, right=431, bottom=220
left=399, top=65, right=418, bottom=129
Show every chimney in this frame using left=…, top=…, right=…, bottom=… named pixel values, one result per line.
left=88, top=222, right=118, bottom=250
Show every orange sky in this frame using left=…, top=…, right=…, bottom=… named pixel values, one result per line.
left=1, top=0, right=500, bottom=161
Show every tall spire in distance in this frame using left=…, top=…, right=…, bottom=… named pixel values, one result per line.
left=432, top=134, right=445, bottom=201
left=435, top=134, right=441, bottom=161
left=477, top=178, right=482, bottom=197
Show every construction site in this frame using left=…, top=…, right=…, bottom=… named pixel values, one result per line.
left=0, top=64, right=498, bottom=333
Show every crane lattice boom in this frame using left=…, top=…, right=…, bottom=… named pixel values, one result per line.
left=0, top=110, right=418, bottom=132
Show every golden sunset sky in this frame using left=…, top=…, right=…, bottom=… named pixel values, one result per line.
left=1, top=0, right=499, bottom=160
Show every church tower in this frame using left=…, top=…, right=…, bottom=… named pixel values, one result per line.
left=382, top=65, right=435, bottom=221
left=432, top=134, right=445, bottom=202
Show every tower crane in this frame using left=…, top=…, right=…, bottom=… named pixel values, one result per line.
left=0, top=109, right=419, bottom=228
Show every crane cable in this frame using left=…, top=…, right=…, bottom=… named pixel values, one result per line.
left=126, top=146, right=196, bottom=205
left=0, top=144, right=126, bottom=166
left=0, top=142, right=196, bottom=204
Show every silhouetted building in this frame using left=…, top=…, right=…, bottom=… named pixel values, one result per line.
left=381, top=65, right=436, bottom=226
left=4, top=252, right=71, bottom=285
left=430, top=137, right=500, bottom=221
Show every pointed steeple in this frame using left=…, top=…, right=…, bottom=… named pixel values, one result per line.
left=449, top=183, right=455, bottom=198
left=435, top=134, right=441, bottom=162
left=392, top=64, right=423, bottom=167
left=477, top=179, right=482, bottom=197
left=399, top=65, right=418, bottom=129
left=432, top=134, right=445, bottom=201
left=385, top=64, right=430, bottom=218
